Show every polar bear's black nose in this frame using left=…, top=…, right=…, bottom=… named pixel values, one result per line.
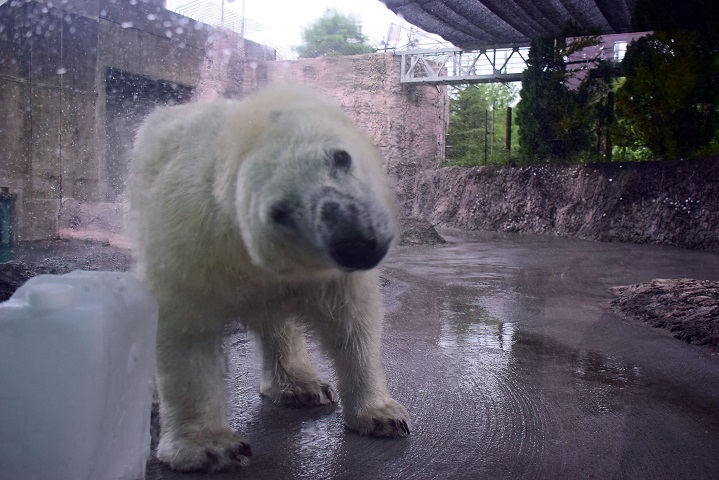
left=320, top=200, right=391, bottom=271
left=329, top=237, right=390, bottom=271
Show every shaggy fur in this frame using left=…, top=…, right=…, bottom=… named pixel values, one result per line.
left=126, top=86, right=409, bottom=472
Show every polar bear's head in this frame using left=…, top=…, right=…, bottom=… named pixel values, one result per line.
left=227, top=89, right=398, bottom=276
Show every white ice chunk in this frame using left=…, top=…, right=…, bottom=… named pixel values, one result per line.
left=0, top=270, right=158, bottom=480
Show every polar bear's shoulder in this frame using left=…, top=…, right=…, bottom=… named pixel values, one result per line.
left=135, top=100, right=236, bottom=151
left=230, top=85, right=351, bottom=128
left=131, top=99, right=238, bottom=181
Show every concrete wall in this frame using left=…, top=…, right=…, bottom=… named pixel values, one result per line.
left=0, top=0, right=274, bottom=242
left=413, top=158, right=719, bottom=252
left=0, top=0, right=447, bottom=243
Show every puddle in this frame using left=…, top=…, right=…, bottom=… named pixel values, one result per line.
left=438, top=299, right=515, bottom=352
left=572, top=350, right=642, bottom=414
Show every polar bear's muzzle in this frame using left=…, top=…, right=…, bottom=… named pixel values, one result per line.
left=313, top=187, right=394, bottom=271
left=271, top=186, right=394, bottom=272
left=320, top=201, right=392, bottom=271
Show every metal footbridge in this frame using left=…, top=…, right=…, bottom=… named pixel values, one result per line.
left=397, top=45, right=530, bottom=85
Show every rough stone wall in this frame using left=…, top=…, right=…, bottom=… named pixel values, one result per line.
left=262, top=54, right=448, bottom=215
left=0, top=0, right=446, bottom=243
left=413, top=157, right=719, bottom=252
left=0, top=0, right=271, bottom=241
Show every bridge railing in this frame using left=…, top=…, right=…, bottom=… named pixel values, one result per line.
left=397, top=46, right=529, bottom=85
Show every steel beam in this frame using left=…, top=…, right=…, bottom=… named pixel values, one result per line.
left=397, top=46, right=529, bottom=84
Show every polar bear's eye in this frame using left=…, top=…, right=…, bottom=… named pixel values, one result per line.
left=330, top=149, right=352, bottom=173
left=270, top=202, right=295, bottom=228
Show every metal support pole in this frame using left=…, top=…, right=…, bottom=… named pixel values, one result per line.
left=491, top=106, right=495, bottom=158
left=506, top=106, right=512, bottom=152
left=606, top=91, right=614, bottom=162
left=484, top=109, right=489, bottom=165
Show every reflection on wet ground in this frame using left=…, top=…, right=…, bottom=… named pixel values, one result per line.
left=146, top=229, right=719, bottom=479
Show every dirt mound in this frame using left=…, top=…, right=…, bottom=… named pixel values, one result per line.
left=397, top=217, right=446, bottom=246
left=610, top=279, right=719, bottom=352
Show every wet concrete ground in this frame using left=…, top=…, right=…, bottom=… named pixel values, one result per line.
left=143, top=229, right=719, bottom=479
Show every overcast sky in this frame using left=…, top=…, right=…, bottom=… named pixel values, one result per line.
left=166, top=0, right=438, bottom=58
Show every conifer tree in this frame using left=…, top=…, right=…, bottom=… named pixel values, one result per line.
left=515, top=37, right=595, bottom=163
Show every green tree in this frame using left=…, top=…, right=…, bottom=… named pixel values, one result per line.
left=613, top=1, right=719, bottom=160
left=515, top=36, right=597, bottom=164
left=446, top=83, right=519, bottom=166
left=631, top=0, right=719, bottom=43
left=295, top=10, right=375, bottom=58
left=616, top=30, right=719, bottom=159
left=576, top=60, right=622, bottom=161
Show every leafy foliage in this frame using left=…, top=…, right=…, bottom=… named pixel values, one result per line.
left=446, top=84, right=519, bottom=166
left=515, top=37, right=598, bottom=164
left=631, top=0, right=719, bottom=42
left=295, top=10, right=375, bottom=58
left=615, top=0, right=719, bottom=160
left=575, top=60, right=622, bottom=161
left=449, top=4, right=719, bottom=167
left=615, top=30, right=719, bottom=160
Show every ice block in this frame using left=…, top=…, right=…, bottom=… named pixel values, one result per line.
left=0, top=270, right=158, bottom=480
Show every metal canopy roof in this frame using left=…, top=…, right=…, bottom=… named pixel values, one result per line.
left=381, top=0, right=635, bottom=48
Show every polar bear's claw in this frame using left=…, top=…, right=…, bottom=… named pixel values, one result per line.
left=386, top=418, right=411, bottom=436
left=270, top=381, right=338, bottom=407
left=367, top=417, right=410, bottom=437
left=346, top=399, right=411, bottom=438
left=157, top=430, right=252, bottom=472
left=319, top=382, right=338, bottom=404
left=198, top=439, right=251, bottom=472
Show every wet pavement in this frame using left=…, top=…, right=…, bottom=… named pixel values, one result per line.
left=146, top=229, right=719, bottom=479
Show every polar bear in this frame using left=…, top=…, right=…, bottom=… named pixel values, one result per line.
left=126, top=85, right=409, bottom=472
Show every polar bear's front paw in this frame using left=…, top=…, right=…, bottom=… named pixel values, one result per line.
left=263, top=381, right=337, bottom=407
left=345, top=399, right=411, bottom=438
left=156, top=429, right=252, bottom=472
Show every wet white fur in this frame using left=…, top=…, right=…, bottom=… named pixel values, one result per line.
left=127, top=86, right=408, bottom=472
